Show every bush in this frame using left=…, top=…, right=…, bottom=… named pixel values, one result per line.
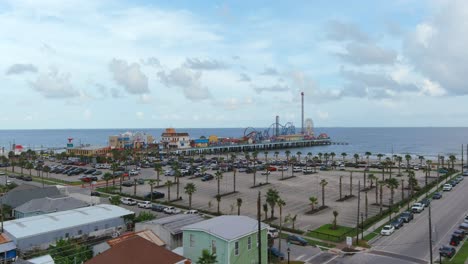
left=134, top=211, right=156, bottom=223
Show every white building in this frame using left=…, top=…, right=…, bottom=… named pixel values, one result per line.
left=160, top=128, right=190, bottom=149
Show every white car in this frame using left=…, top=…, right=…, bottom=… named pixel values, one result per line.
left=120, top=197, right=137, bottom=206
left=129, top=170, right=139, bottom=176
left=292, top=167, right=302, bottom=173
left=163, top=206, right=181, bottom=214
left=184, top=210, right=199, bottom=215
left=261, top=171, right=271, bottom=175
left=277, top=166, right=288, bottom=171
left=267, top=226, right=279, bottom=238
left=137, top=201, right=152, bottom=208
left=302, top=168, right=313, bottom=174
left=443, top=184, right=453, bottom=191
left=0, top=172, right=5, bottom=175
left=380, top=225, right=395, bottom=236
left=411, top=203, right=424, bottom=213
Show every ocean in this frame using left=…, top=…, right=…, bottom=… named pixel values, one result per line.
left=0, top=127, right=467, bottom=160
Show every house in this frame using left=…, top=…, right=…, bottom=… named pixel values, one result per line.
left=136, top=214, right=205, bottom=249
left=3, top=204, right=134, bottom=251
left=13, top=196, right=89, bottom=219
left=0, top=233, right=17, bottom=262
left=93, top=230, right=166, bottom=256
left=182, top=216, right=268, bottom=264
left=108, top=131, right=155, bottom=149
left=1, top=185, right=61, bottom=208
left=192, top=138, right=209, bottom=148
left=85, top=236, right=190, bottom=264
left=160, top=128, right=190, bottom=149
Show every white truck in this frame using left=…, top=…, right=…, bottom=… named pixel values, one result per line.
left=411, top=203, right=424, bottom=213
left=120, top=197, right=137, bottom=206
left=163, top=206, right=181, bottom=214
left=137, top=201, right=152, bottom=208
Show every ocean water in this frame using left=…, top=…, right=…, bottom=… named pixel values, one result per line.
left=0, top=127, right=467, bottom=160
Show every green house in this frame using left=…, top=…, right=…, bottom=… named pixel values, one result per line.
left=182, top=216, right=268, bottom=264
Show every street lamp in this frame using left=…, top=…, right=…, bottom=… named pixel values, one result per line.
left=361, top=212, right=364, bottom=240
left=287, top=244, right=291, bottom=264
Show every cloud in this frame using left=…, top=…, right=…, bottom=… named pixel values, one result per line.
left=316, top=110, right=329, bottom=120
left=29, top=68, right=79, bottom=98
left=419, top=79, right=446, bottom=97
left=183, top=58, right=228, bottom=70
left=403, top=0, right=468, bottom=95
left=140, top=57, right=161, bottom=67
left=289, top=71, right=342, bottom=103
left=40, top=43, right=56, bottom=55
left=137, top=94, right=154, bottom=104
left=157, top=67, right=211, bottom=101
left=253, top=84, right=289, bottom=94
left=238, top=73, right=251, bottom=82
left=83, top=109, right=92, bottom=120
left=260, top=67, right=279, bottom=76
left=108, top=58, right=149, bottom=94
left=232, top=55, right=240, bottom=60
left=336, top=42, right=397, bottom=65
left=110, top=88, right=123, bottom=98
left=136, top=111, right=144, bottom=120
left=325, top=20, right=369, bottom=42
left=5, top=64, right=38, bottom=75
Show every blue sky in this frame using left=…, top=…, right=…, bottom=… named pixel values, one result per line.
left=1, top=0, right=468, bottom=129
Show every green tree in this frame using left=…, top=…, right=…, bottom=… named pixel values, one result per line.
left=449, top=155, right=456, bottom=170
left=320, top=179, right=328, bottom=207
left=396, top=156, right=403, bottom=176
left=377, top=153, right=384, bottom=162
left=197, top=249, right=218, bottom=264
left=185, top=183, right=197, bottom=209
left=368, top=173, right=377, bottom=188
left=285, top=150, right=291, bottom=164
left=353, top=153, right=359, bottom=164
left=50, top=239, right=92, bottom=264
left=134, top=211, right=156, bottom=222
left=148, top=179, right=156, bottom=201
left=385, top=178, right=399, bottom=207
left=277, top=198, right=286, bottom=253
left=296, top=151, right=302, bottom=163
left=109, top=195, right=121, bottom=205
left=154, top=163, right=163, bottom=187
left=365, top=152, right=372, bottom=165
left=341, top=152, right=347, bottom=162
left=215, top=171, right=223, bottom=196
left=266, top=188, right=279, bottom=219
left=332, top=210, right=339, bottom=230
left=166, top=180, right=173, bottom=201
left=309, top=196, right=318, bottom=211
left=405, top=154, right=412, bottom=170
left=236, top=198, right=242, bottom=216
left=264, top=151, right=269, bottom=163
left=262, top=203, right=268, bottom=221
left=103, top=172, right=113, bottom=191
left=26, top=162, right=33, bottom=176
left=215, top=194, right=222, bottom=214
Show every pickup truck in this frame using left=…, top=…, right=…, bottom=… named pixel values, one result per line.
left=163, top=206, right=181, bottom=214
left=411, top=203, right=424, bottom=213
left=120, top=197, right=137, bottom=206
left=137, top=201, right=152, bottom=208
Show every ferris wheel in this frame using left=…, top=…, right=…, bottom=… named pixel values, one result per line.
left=305, top=118, right=314, bottom=136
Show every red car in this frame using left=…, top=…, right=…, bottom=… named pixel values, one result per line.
left=267, top=166, right=277, bottom=172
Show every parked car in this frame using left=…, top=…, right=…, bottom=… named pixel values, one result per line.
left=92, top=170, right=103, bottom=176
left=201, top=174, right=214, bottom=181
left=269, top=247, right=285, bottom=260
left=432, top=192, right=442, bottom=200
left=292, top=167, right=302, bottom=172
left=380, top=225, right=395, bottom=236
left=267, top=227, right=279, bottom=238
left=122, top=181, right=134, bottom=187
left=399, top=211, right=414, bottom=223
left=411, top=203, right=424, bottom=213
left=391, top=218, right=404, bottom=229
left=453, top=229, right=466, bottom=239
left=450, top=235, right=462, bottom=246
left=439, top=246, right=456, bottom=258
left=448, top=180, right=457, bottom=187
left=459, top=223, right=468, bottom=231
left=419, top=198, right=431, bottom=207
left=137, top=178, right=145, bottom=185
left=23, top=176, right=32, bottom=181
left=266, top=166, right=277, bottom=172
left=287, top=235, right=308, bottom=246
left=90, top=191, right=100, bottom=196
left=137, top=201, right=152, bottom=208
left=144, top=191, right=165, bottom=200
left=120, top=197, right=137, bottom=205
left=261, top=171, right=271, bottom=175
left=184, top=210, right=199, bottom=215
left=163, top=206, right=181, bottom=214
left=151, top=204, right=167, bottom=212
left=443, top=184, right=453, bottom=191
left=277, top=166, right=288, bottom=171
left=129, top=169, right=139, bottom=176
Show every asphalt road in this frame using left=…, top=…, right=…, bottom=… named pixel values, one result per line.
left=370, top=174, right=468, bottom=263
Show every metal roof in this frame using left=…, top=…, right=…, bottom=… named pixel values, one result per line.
left=145, top=214, right=205, bottom=235
left=14, top=196, right=89, bottom=214
left=182, top=216, right=267, bottom=242
left=1, top=185, right=61, bottom=208
left=4, top=204, right=134, bottom=239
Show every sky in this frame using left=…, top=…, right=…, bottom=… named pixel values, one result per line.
left=2, top=0, right=468, bottom=129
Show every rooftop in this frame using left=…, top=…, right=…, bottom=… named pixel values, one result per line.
left=141, top=214, right=205, bottom=235
left=107, top=230, right=165, bottom=247
left=4, top=204, right=134, bottom=239
left=14, top=196, right=89, bottom=215
left=182, top=215, right=267, bottom=242
left=1, top=185, right=61, bottom=208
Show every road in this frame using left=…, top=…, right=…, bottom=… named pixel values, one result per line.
left=370, top=175, right=468, bottom=263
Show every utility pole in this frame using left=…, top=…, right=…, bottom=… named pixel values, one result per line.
left=356, top=180, right=360, bottom=245
left=428, top=204, right=433, bottom=264
left=257, top=191, right=262, bottom=264
left=462, top=144, right=464, bottom=172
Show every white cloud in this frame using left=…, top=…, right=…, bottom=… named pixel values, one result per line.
left=419, top=79, right=446, bottom=96
left=29, top=68, right=79, bottom=98
left=157, top=67, right=211, bottom=101
left=136, top=111, right=144, bottom=120
left=336, top=42, right=397, bottom=65
left=108, top=58, right=149, bottom=95
left=83, top=109, right=92, bottom=120
left=183, top=58, right=228, bottom=70
left=5, top=64, right=38, bottom=75
left=316, top=110, right=329, bottom=120
left=325, top=20, right=370, bottom=42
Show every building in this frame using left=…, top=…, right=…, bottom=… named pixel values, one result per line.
left=66, top=145, right=111, bottom=157
left=93, top=230, right=166, bottom=256
left=108, top=132, right=155, bottom=149
left=1, top=185, right=61, bottom=208
left=13, top=196, right=89, bottom=219
left=182, top=216, right=268, bottom=264
left=0, top=233, right=17, bottom=262
left=3, top=204, right=134, bottom=251
left=136, top=214, right=205, bottom=250
left=160, top=128, right=190, bottom=149
left=192, top=138, right=209, bottom=148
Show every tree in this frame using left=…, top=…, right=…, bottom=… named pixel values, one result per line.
left=215, top=194, right=222, bottom=214
left=309, top=196, right=318, bottom=211
left=339, top=176, right=343, bottom=200
left=330, top=152, right=336, bottom=162
left=341, top=152, right=347, bottom=162
left=274, top=151, right=279, bottom=161
left=154, top=163, right=163, bottom=187
left=166, top=180, right=173, bottom=201
left=277, top=198, right=286, bottom=253
left=264, top=151, right=269, bottom=163
left=320, top=179, right=328, bottom=207
left=285, top=150, right=291, bottom=164
left=419, top=155, right=425, bottom=166
left=26, top=162, right=33, bottom=176
left=378, top=180, right=385, bottom=213
left=266, top=188, right=279, bottom=219
left=50, top=239, right=93, bottom=264
left=332, top=210, right=339, bottom=230
left=252, top=167, right=257, bottom=187
left=103, top=172, right=113, bottom=191
left=385, top=178, right=399, bottom=207
left=215, top=171, right=223, bottom=196
left=236, top=198, right=242, bottom=216
left=405, top=154, right=412, bottom=170
left=232, top=168, right=237, bottom=193
left=43, top=165, right=50, bottom=178
left=377, top=153, right=384, bottom=162
left=296, top=151, right=302, bottom=163
left=365, top=152, right=372, bottom=165
left=263, top=203, right=268, bottom=221
left=353, top=153, right=359, bottom=164
left=368, top=174, right=377, bottom=188
left=396, top=156, right=403, bottom=176
left=185, top=183, right=197, bottom=209
left=148, top=179, right=156, bottom=201
left=197, top=249, right=217, bottom=264
left=449, top=155, right=456, bottom=170
left=111, top=162, right=119, bottom=187
left=109, top=195, right=121, bottom=205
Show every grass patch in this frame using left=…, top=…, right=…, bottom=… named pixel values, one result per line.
left=448, top=238, right=468, bottom=263
left=307, top=224, right=355, bottom=242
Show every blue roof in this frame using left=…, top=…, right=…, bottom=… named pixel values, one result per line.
left=194, top=139, right=209, bottom=143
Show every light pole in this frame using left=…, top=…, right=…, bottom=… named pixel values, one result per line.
left=287, top=244, right=290, bottom=264
left=361, top=212, right=364, bottom=240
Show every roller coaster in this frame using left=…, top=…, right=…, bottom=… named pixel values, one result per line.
left=243, top=122, right=297, bottom=143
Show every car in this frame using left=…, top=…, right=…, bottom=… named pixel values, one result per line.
left=438, top=168, right=448, bottom=174
left=261, top=171, right=271, bottom=175
left=432, top=192, right=442, bottom=199
left=450, top=235, right=462, bottom=246
left=201, top=174, right=214, bottom=181
left=137, top=178, right=145, bottom=185
left=448, top=180, right=457, bottom=187
left=122, top=181, right=134, bottom=187
left=455, top=176, right=464, bottom=183
left=391, top=218, right=404, bottom=229
left=144, top=191, right=165, bottom=200
left=163, top=206, right=181, bottom=214
left=120, top=197, right=137, bottom=205
left=129, top=169, right=139, bottom=176
left=443, top=184, right=452, bottom=191
left=266, top=166, right=277, bottom=172
left=90, top=191, right=100, bottom=196
left=267, top=227, right=279, bottom=238
left=419, top=198, right=431, bottom=207
left=184, top=210, right=200, bottom=215
left=380, top=225, right=395, bottom=236
left=23, top=176, right=32, bottom=181
left=463, top=170, right=468, bottom=176
left=151, top=204, right=167, bottom=212
left=411, top=203, right=424, bottom=213
left=277, top=166, right=288, bottom=171
left=269, top=247, right=285, bottom=260
left=439, top=246, right=456, bottom=258
left=92, top=170, right=103, bottom=176
left=459, top=223, right=468, bottom=231
left=292, top=167, right=302, bottom=172
left=399, top=211, right=414, bottom=223
left=453, top=229, right=466, bottom=239
left=6, top=180, right=13, bottom=186
left=137, top=201, right=152, bottom=208
left=287, top=235, right=308, bottom=246
left=84, top=169, right=96, bottom=174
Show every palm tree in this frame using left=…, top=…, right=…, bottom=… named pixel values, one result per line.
left=111, top=162, right=119, bottom=187
left=318, top=152, right=323, bottom=162
left=339, top=176, right=343, bottom=200
left=449, top=155, right=456, bottom=170
left=148, top=179, right=156, bottom=201
left=377, top=153, right=384, bottom=162
left=385, top=178, right=399, bottom=207
left=197, top=249, right=217, bottom=264
left=232, top=168, right=237, bottom=193
left=26, top=162, right=33, bottom=176
left=252, top=151, right=259, bottom=163
left=307, top=152, right=312, bottom=162
left=368, top=174, right=377, bottom=188
left=43, top=165, right=50, bottom=178
left=405, top=154, right=412, bottom=170
left=19, top=158, right=25, bottom=175
left=154, top=163, right=163, bottom=187
left=285, top=150, right=291, bottom=164
left=262, top=203, right=268, bottom=221
left=277, top=198, right=286, bottom=253
left=215, top=171, right=223, bottom=196
left=330, top=152, right=336, bottom=162
left=252, top=167, right=257, bottom=187
left=341, top=152, right=347, bottom=162
left=353, top=153, right=359, bottom=164
left=320, top=179, right=328, bottom=207
left=264, top=151, right=269, bottom=163
left=426, top=160, right=432, bottom=177
left=215, top=194, right=222, bottom=214
left=102, top=172, right=112, bottom=191
left=365, top=152, right=372, bottom=165
left=185, top=183, right=197, bottom=209
left=296, top=151, right=302, bottom=163
left=236, top=198, right=242, bottom=216
left=419, top=155, right=425, bottom=166
left=274, top=151, right=279, bottom=161
left=165, top=180, right=173, bottom=201
left=378, top=180, right=385, bottom=213
left=266, top=188, right=279, bottom=219
left=396, top=156, right=403, bottom=176
left=332, top=210, right=339, bottom=230
left=309, top=196, right=318, bottom=211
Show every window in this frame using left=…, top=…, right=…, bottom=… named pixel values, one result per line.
left=190, top=234, right=195, bottom=247
left=211, top=240, right=217, bottom=254
left=234, top=241, right=239, bottom=256
left=248, top=236, right=252, bottom=250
